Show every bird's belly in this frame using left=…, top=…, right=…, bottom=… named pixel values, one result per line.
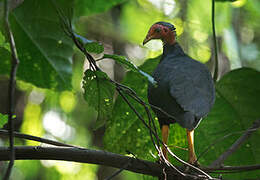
left=148, top=82, right=184, bottom=120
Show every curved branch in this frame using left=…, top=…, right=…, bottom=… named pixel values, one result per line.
left=1, top=146, right=259, bottom=178
left=0, top=146, right=177, bottom=179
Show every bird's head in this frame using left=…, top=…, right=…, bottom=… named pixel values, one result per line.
left=143, top=22, right=176, bottom=46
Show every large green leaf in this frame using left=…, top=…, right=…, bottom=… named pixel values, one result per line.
left=104, top=56, right=260, bottom=178
left=82, top=69, right=114, bottom=129
left=0, top=0, right=74, bottom=90
left=196, top=68, right=260, bottom=179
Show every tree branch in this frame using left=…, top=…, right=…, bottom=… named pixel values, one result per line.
left=3, top=0, right=20, bottom=178
left=210, top=120, right=260, bottom=167
left=1, top=146, right=259, bottom=178
left=0, top=146, right=178, bottom=179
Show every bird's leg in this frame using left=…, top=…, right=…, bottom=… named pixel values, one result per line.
left=161, top=125, right=169, bottom=160
left=186, top=129, right=198, bottom=165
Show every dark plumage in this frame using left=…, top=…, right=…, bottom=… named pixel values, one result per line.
left=148, top=43, right=215, bottom=130
left=143, top=21, right=215, bottom=163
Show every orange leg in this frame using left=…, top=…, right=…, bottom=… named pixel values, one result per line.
left=161, top=125, right=169, bottom=160
left=186, top=129, right=198, bottom=164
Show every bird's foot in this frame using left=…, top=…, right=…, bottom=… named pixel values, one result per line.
left=188, top=156, right=200, bottom=167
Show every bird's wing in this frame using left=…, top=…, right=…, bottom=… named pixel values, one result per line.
left=168, top=56, right=215, bottom=119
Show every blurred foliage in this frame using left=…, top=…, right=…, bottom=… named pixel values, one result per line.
left=0, top=0, right=259, bottom=179
left=74, top=0, right=126, bottom=17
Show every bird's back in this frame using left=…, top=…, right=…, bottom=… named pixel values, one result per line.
left=148, top=43, right=215, bottom=130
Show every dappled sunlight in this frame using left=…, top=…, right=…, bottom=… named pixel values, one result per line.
left=43, top=111, right=75, bottom=141
left=21, top=103, right=43, bottom=146
left=59, top=91, right=76, bottom=113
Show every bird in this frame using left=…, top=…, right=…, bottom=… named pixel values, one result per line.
left=143, top=22, right=215, bottom=164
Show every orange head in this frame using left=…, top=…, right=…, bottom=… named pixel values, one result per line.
left=143, top=22, right=176, bottom=45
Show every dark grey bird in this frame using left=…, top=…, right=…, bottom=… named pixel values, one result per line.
left=143, top=22, right=215, bottom=164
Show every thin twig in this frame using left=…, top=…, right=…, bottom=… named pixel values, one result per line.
left=203, top=164, right=260, bottom=173
left=197, top=127, right=259, bottom=161
left=0, top=130, right=78, bottom=148
left=3, top=0, right=20, bottom=179
left=210, top=120, right=260, bottom=167
left=212, top=0, right=219, bottom=82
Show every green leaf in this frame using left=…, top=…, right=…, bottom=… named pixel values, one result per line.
left=103, top=54, right=138, bottom=72
left=104, top=54, right=157, bottom=85
left=82, top=69, right=114, bottom=129
left=0, top=0, right=74, bottom=90
left=196, top=68, right=260, bottom=179
left=74, top=33, right=104, bottom=54
left=85, top=42, right=104, bottom=54
left=0, top=113, right=8, bottom=128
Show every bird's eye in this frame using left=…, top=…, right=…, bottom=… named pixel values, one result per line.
left=155, top=28, right=161, bottom=33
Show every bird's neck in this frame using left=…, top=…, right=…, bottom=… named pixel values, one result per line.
left=162, top=43, right=185, bottom=61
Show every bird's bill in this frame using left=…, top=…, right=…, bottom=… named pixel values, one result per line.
left=143, top=35, right=152, bottom=45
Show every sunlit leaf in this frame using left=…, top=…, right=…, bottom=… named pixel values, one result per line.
left=0, top=113, right=8, bottom=128
left=82, top=69, right=114, bottom=129
left=0, top=0, right=74, bottom=90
